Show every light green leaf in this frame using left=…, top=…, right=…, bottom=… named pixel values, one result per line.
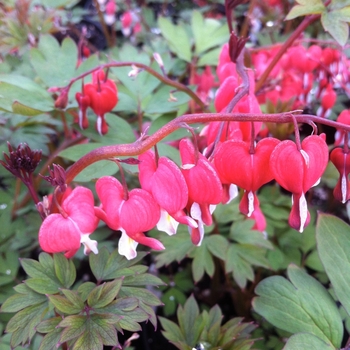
left=253, top=264, right=343, bottom=348
left=48, top=295, right=83, bottom=314
left=284, top=333, right=335, bottom=350
left=285, top=0, right=325, bottom=20
left=87, top=279, right=123, bottom=309
left=191, top=11, right=229, bottom=55
left=30, top=35, right=78, bottom=87
left=321, top=9, right=350, bottom=46
left=316, top=214, right=350, bottom=316
left=158, top=17, right=192, bottom=62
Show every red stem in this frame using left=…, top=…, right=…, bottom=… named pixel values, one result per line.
left=65, top=112, right=350, bottom=183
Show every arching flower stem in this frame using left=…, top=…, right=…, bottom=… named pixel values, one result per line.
left=65, top=112, right=350, bottom=184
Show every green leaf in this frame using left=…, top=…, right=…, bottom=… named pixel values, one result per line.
left=39, top=328, right=63, bottom=350
left=0, top=75, right=54, bottom=115
left=155, top=226, right=194, bottom=268
left=321, top=8, right=350, bottom=46
left=30, top=35, right=78, bottom=87
left=190, top=240, right=215, bottom=282
left=58, top=315, right=87, bottom=344
left=230, top=220, right=273, bottom=249
left=253, top=264, right=343, bottom=348
left=177, top=295, right=204, bottom=347
left=87, top=279, right=123, bottom=309
left=25, top=278, right=61, bottom=295
left=53, top=254, right=76, bottom=288
left=5, top=302, right=48, bottom=348
left=1, top=289, right=46, bottom=313
left=158, top=17, right=192, bottom=62
left=159, top=316, right=186, bottom=344
left=191, top=11, right=229, bottom=55
left=285, top=0, right=325, bottom=20
left=48, top=295, right=83, bottom=314
left=316, top=214, right=350, bottom=316
left=36, top=317, right=62, bottom=333
left=284, top=333, right=335, bottom=350
left=60, top=289, right=85, bottom=310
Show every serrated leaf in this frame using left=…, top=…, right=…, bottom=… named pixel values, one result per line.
left=158, top=17, right=192, bottom=62
left=48, top=295, right=83, bottom=314
left=53, top=254, right=76, bottom=288
left=284, top=333, right=335, bottom=350
left=316, top=214, right=350, bottom=316
left=253, top=264, right=343, bottom=348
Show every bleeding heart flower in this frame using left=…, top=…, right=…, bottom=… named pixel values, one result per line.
left=214, top=137, right=279, bottom=229
left=138, top=150, right=197, bottom=235
left=95, top=176, right=163, bottom=259
left=330, top=147, right=350, bottom=203
left=179, top=139, right=223, bottom=245
left=38, top=187, right=99, bottom=258
left=270, top=134, right=329, bottom=232
left=83, top=69, right=118, bottom=135
left=75, top=91, right=90, bottom=130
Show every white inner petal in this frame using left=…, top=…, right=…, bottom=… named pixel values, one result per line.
left=299, top=192, right=308, bottom=233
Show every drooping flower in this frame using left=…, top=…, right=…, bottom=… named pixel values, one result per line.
left=138, top=150, right=197, bottom=235
left=270, top=134, right=329, bottom=232
left=214, top=137, right=280, bottom=231
left=95, top=176, right=163, bottom=259
left=38, top=187, right=99, bottom=258
left=330, top=147, right=350, bottom=203
left=83, top=69, right=118, bottom=135
left=179, top=138, right=223, bottom=245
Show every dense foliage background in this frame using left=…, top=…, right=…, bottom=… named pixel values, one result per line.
left=1, top=0, right=350, bottom=349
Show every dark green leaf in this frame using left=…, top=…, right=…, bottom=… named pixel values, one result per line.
left=58, top=315, right=87, bottom=344
left=87, top=279, right=123, bottom=309
left=25, top=278, right=60, bottom=295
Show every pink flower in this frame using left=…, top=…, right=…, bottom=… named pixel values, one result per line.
left=214, top=137, right=280, bottom=231
left=95, top=176, right=163, bottom=259
left=138, top=150, right=196, bottom=235
left=330, top=147, right=350, bottom=203
left=39, top=187, right=99, bottom=258
left=270, top=134, right=329, bottom=232
left=179, top=139, right=223, bottom=245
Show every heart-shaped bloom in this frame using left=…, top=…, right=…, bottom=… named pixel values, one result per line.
left=138, top=150, right=196, bottom=235
left=39, top=187, right=99, bottom=258
left=179, top=139, right=223, bottom=245
left=270, top=134, right=329, bottom=232
left=330, top=147, right=350, bottom=203
left=95, top=176, right=163, bottom=259
left=83, top=70, right=118, bottom=135
left=214, top=137, right=280, bottom=231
